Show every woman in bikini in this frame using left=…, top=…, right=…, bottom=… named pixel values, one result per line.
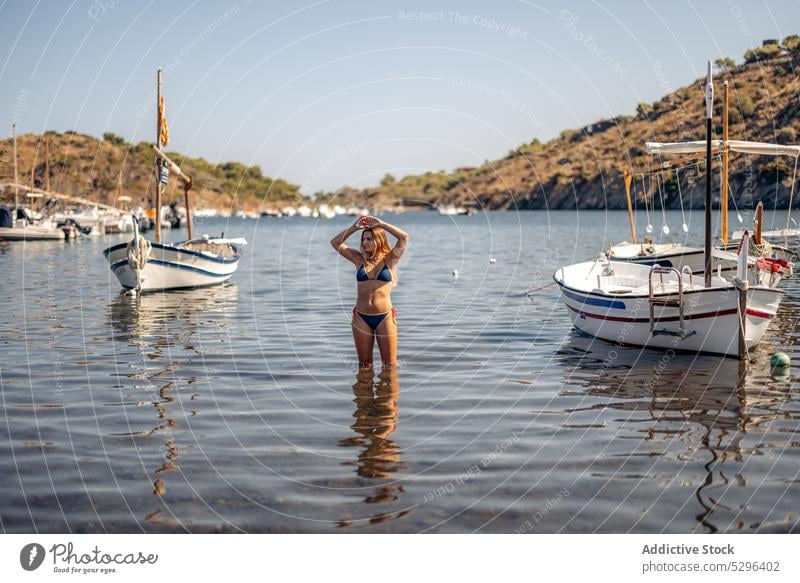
left=330, top=216, right=409, bottom=368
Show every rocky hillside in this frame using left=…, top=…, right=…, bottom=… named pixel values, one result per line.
left=0, top=131, right=304, bottom=211
left=336, top=37, right=800, bottom=211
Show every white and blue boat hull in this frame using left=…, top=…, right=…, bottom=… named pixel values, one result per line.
left=103, top=240, right=242, bottom=291
left=554, top=261, right=782, bottom=358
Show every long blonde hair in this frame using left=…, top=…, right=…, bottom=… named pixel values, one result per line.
left=361, top=227, right=392, bottom=262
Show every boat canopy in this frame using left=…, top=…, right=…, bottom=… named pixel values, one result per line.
left=645, top=140, right=800, bottom=157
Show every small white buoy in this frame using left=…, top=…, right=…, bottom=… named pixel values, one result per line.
left=489, top=258, right=496, bottom=264
left=662, top=224, right=670, bottom=235
left=646, top=224, right=654, bottom=234
left=452, top=269, right=459, bottom=278
left=682, top=223, right=689, bottom=233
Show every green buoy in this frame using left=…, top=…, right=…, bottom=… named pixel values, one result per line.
left=770, top=352, right=791, bottom=368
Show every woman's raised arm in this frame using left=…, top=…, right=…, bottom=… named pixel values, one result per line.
left=330, top=220, right=363, bottom=264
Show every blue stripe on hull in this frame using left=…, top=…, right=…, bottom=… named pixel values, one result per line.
left=629, top=258, right=673, bottom=267
left=111, top=258, right=234, bottom=278
left=120, top=280, right=230, bottom=292
left=561, top=288, right=626, bottom=309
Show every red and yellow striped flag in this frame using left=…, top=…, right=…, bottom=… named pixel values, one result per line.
left=158, top=96, right=170, bottom=146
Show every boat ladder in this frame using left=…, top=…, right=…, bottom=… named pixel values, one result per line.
left=648, top=265, right=690, bottom=338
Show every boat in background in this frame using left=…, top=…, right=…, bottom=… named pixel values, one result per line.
left=436, top=203, right=470, bottom=215
left=0, top=211, right=69, bottom=240
left=0, top=193, right=87, bottom=240
left=0, top=126, right=94, bottom=240
left=104, top=68, right=244, bottom=293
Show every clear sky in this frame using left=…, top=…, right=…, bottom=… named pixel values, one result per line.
left=1, top=0, right=797, bottom=194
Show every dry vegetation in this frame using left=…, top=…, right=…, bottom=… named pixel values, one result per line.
left=0, top=131, right=303, bottom=211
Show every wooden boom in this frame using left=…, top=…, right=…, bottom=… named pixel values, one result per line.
left=152, top=145, right=194, bottom=240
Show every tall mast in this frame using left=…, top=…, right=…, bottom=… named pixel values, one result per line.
left=12, top=123, right=18, bottom=209
left=45, top=136, right=50, bottom=192
left=29, top=141, right=36, bottom=212
left=704, top=61, right=714, bottom=287
left=155, top=67, right=163, bottom=244
left=721, top=80, right=729, bottom=246
left=624, top=169, right=636, bottom=243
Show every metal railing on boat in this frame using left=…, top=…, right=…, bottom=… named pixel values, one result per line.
left=648, top=265, right=686, bottom=337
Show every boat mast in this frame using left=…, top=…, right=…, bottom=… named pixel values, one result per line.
left=155, top=67, right=163, bottom=244
left=29, top=143, right=36, bottom=212
left=624, top=169, right=637, bottom=244
left=183, top=178, right=193, bottom=240
left=44, top=136, right=50, bottom=192
left=754, top=201, right=763, bottom=245
left=721, top=80, right=729, bottom=246
left=12, top=123, right=18, bottom=210
left=704, top=61, right=714, bottom=287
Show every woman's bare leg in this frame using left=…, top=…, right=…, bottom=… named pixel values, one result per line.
left=375, top=311, right=397, bottom=367
left=352, top=312, right=375, bottom=367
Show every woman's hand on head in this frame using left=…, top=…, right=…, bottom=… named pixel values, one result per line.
left=360, top=215, right=382, bottom=229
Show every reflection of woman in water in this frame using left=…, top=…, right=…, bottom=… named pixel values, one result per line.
left=338, top=367, right=409, bottom=525
left=330, top=216, right=409, bottom=368
left=340, top=367, right=402, bottom=479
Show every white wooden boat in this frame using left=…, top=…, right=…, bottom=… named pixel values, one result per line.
left=104, top=223, right=244, bottom=291
left=0, top=212, right=73, bottom=241
left=734, top=228, right=800, bottom=240
left=103, top=68, right=245, bottom=293
left=554, top=248, right=782, bottom=358
left=608, top=241, right=705, bottom=269
left=608, top=240, right=791, bottom=287
left=555, top=62, right=785, bottom=359
left=0, top=194, right=82, bottom=240
left=0, top=222, right=66, bottom=240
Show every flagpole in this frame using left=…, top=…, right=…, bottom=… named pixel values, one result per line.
left=155, top=67, right=162, bottom=244
left=704, top=61, right=714, bottom=287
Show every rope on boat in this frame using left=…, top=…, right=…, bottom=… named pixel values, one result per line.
left=786, top=154, right=799, bottom=231
left=675, top=168, right=688, bottom=231
left=126, top=215, right=150, bottom=292
left=642, top=175, right=653, bottom=233
left=750, top=238, right=773, bottom=258
left=719, top=165, right=744, bottom=224
left=525, top=281, right=555, bottom=295
left=656, top=173, right=669, bottom=234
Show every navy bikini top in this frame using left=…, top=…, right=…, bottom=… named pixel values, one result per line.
left=357, top=262, right=392, bottom=282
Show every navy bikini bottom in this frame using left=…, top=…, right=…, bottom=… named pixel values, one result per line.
left=353, top=307, right=397, bottom=332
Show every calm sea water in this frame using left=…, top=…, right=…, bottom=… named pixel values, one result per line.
left=1, top=210, right=799, bottom=533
